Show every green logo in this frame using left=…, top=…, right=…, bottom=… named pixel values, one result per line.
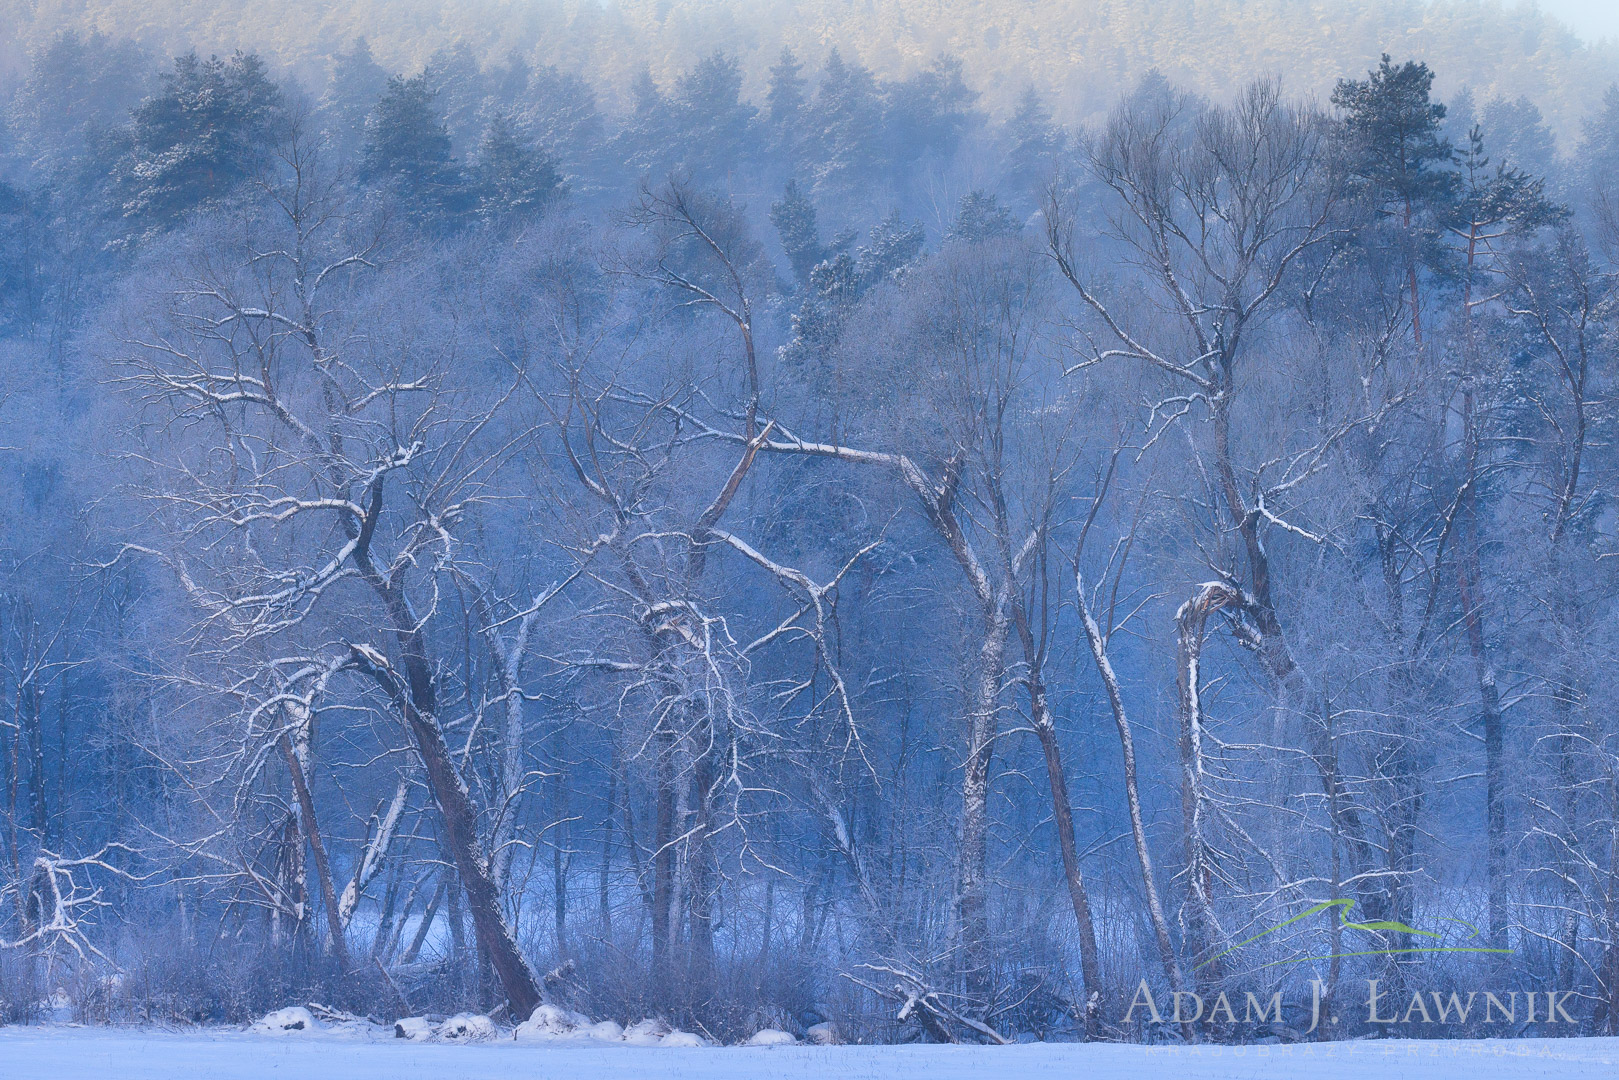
left=1199, top=899, right=1515, bottom=971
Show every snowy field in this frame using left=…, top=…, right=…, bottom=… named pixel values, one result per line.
left=0, top=1027, right=1615, bottom=1080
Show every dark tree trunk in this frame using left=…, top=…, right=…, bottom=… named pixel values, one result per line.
left=687, top=751, right=718, bottom=1007
left=401, top=877, right=444, bottom=965
left=1030, top=697, right=1103, bottom=1034
left=351, top=559, right=542, bottom=1018
left=278, top=733, right=349, bottom=972
left=551, top=756, right=570, bottom=958
left=651, top=724, right=677, bottom=1000
left=957, top=606, right=1007, bottom=1010
left=21, top=679, right=46, bottom=841
left=599, top=762, right=616, bottom=941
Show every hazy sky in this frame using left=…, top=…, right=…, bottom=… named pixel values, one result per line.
left=1531, top=0, right=1619, bottom=41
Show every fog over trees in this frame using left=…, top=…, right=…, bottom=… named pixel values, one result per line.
left=2, top=2, right=1619, bottom=1045
left=5, top=1, right=1618, bottom=134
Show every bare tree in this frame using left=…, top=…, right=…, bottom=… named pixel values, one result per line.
left=115, top=122, right=543, bottom=1013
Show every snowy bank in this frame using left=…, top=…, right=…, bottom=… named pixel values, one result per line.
left=0, top=1026, right=1614, bottom=1080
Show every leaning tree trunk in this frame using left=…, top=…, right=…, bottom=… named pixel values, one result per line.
left=357, top=579, right=541, bottom=1019
left=1076, top=568, right=1186, bottom=1011
left=411, top=712, right=538, bottom=1013
left=278, top=723, right=349, bottom=972
left=1029, top=680, right=1104, bottom=1034
left=1012, top=591, right=1103, bottom=1034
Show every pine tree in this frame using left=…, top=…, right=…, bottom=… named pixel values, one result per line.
left=14, top=31, right=150, bottom=177
left=473, top=113, right=562, bottom=226
left=424, top=42, right=489, bottom=157
left=810, top=49, right=885, bottom=195
left=1479, top=96, right=1557, bottom=176
left=1442, top=86, right=1477, bottom=152
left=1332, top=54, right=1456, bottom=341
left=364, top=74, right=453, bottom=181
left=1578, top=85, right=1619, bottom=201
left=855, top=210, right=925, bottom=285
left=362, top=73, right=469, bottom=226
left=118, top=51, right=284, bottom=229
left=322, top=38, right=389, bottom=165
left=948, top=189, right=1019, bottom=243
left=1004, top=87, right=1063, bottom=203
left=618, top=69, right=674, bottom=174
left=1449, top=126, right=1564, bottom=257
left=485, top=52, right=532, bottom=109
left=1333, top=55, right=1454, bottom=209
left=771, top=179, right=825, bottom=286
left=766, top=47, right=808, bottom=168
left=790, top=252, right=860, bottom=346
left=780, top=208, right=925, bottom=369
left=671, top=53, right=758, bottom=179
left=881, top=56, right=977, bottom=176
left=767, top=48, right=805, bottom=129
left=521, top=65, right=604, bottom=194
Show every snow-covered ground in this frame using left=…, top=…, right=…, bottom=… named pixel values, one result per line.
left=0, top=1026, right=1614, bottom=1080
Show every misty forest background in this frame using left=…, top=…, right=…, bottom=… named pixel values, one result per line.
left=2, top=0, right=1619, bottom=1045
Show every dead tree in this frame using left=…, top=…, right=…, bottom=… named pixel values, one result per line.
left=1172, top=581, right=1249, bottom=977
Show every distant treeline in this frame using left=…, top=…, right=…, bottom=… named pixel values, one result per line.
left=3, top=0, right=1616, bottom=134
